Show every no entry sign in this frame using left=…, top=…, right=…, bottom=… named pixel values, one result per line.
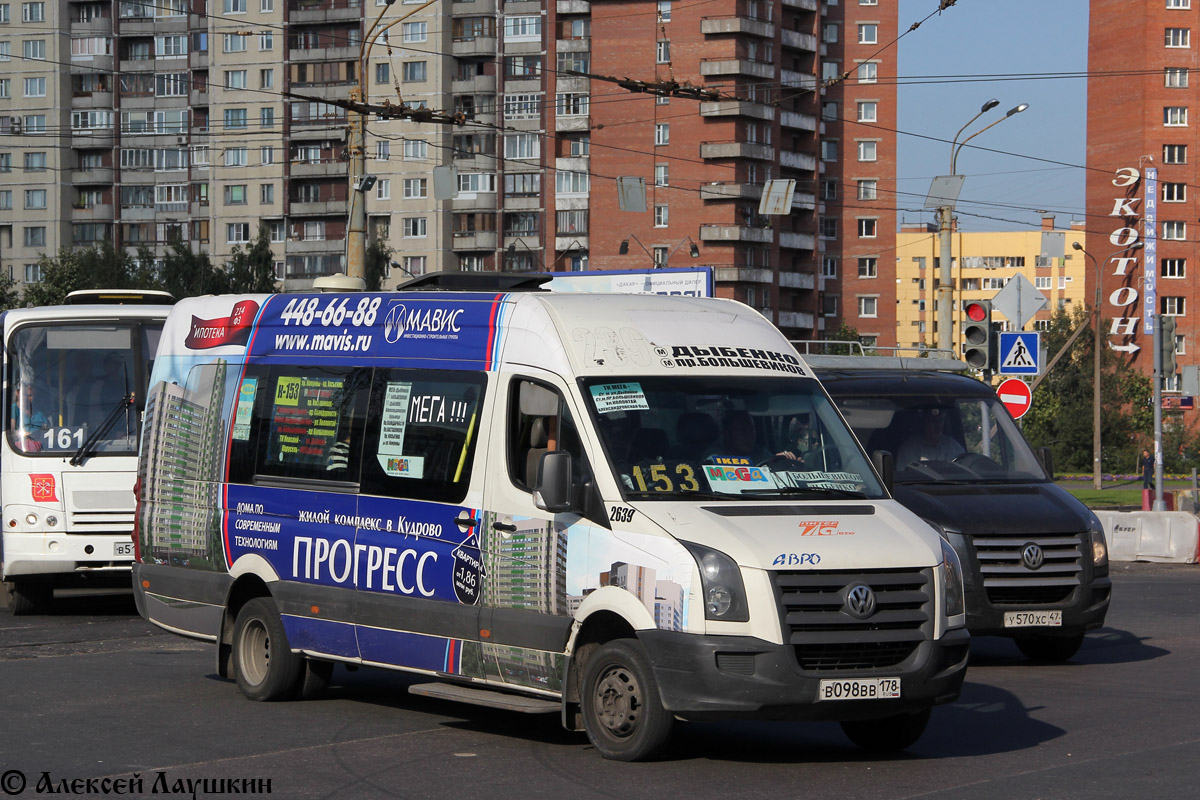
left=997, top=378, right=1032, bottom=420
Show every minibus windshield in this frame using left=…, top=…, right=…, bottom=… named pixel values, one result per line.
left=581, top=375, right=885, bottom=501
left=834, top=394, right=1048, bottom=484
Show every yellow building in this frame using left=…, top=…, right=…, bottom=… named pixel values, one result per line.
left=894, top=217, right=1087, bottom=352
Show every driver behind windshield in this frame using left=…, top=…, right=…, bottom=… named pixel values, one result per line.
left=896, top=406, right=964, bottom=466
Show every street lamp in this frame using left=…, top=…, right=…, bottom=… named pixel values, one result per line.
left=346, top=0, right=439, bottom=281
left=935, top=101, right=1029, bottom=352
left=1072, top=239, right=1143, bottom=490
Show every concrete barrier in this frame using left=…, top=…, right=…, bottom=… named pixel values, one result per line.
left=1095, top=511, right=1200, bottom=564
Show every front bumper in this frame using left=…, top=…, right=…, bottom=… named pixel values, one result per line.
left=636, top=626, right=969, bottom=722
left=2, top=530, right=134, bottom=579
left=964, top=573, right=1112, bottom=637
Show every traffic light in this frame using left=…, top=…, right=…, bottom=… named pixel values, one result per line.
left=1161, top=315, right=1178, bottom=377
left=961, top=300, right=993, bottom=370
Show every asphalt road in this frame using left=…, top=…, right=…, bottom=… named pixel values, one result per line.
left=1, top=562, right=1197, bottom=800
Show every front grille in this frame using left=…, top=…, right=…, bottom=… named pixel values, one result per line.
left=68, top=510, right=135, bottom=535
left=972, top=533, right=1084, bottom=606
left=773, top=568, right=932, bottom=672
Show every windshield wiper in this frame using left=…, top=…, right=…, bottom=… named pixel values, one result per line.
left=740, top=485, right=867, bottom=499
left=70, top=395, right=132, bottom=467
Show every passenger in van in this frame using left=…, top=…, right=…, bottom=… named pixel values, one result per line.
left=776, top=414, right=819, bottom=466
left=896, top=407, right=965, bottom=465
left=709, top=410, right=769, bottom=463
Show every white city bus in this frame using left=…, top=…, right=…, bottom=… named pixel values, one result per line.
left=1, top=290, right=173, bottom=614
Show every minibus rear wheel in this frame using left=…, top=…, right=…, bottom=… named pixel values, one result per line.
left=5, top=579, right=52, bottom=616
left=580, top=639, right=674, bottom=761
left=232, top=597, right=303, bottom=701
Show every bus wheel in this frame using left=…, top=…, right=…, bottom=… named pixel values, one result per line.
left=1016, top=632, right=1085, bottom=663
left=580, top=639, right=674, bottom=761
left=840, top=707, right=931, bottom=753
left=232, top=597, right=303, bottom=701
left=6, top=580, right=52, bottom=616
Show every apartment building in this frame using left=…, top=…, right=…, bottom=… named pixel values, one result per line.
left=1086, top=0, right=1197, bottom=386
left=0, top=0, right=852, bottom=332
left=895, top=218, right=1087, bottom=350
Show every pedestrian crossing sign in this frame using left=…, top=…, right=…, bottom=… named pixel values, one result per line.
left=998, top=331, right=1040, bottom=375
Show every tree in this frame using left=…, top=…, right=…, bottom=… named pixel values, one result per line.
left=225, top=224, right=278, bottom=293
left=364, top=238, right=393, bottom=292
left=21, top=243, right=159, bottom=307
left=159, top=241, right=229, bottom=299
left=1021, top=306, right=1150, bottom=473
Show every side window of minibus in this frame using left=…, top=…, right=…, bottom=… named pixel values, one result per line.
left=237, top=365, right=369, bottom=486
left=508, top=378, right=591, bottom=493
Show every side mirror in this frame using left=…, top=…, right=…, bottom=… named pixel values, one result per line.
left=533, top=451, right=573, bottom=513
left=872, top=450, right=894, bottom=492
left=1037, top=446, right=1055, bottom=481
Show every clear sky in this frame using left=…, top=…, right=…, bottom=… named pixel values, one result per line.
left=896, top=0, right=1089, bottom=232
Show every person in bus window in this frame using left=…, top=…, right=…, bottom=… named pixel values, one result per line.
left=710, top=409, right=769, bottom=463
left=896, top=407, right=964, bottom=465
left=11, top=381, right=49, bottom=452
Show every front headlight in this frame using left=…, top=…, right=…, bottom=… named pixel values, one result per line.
left=940, top=538, right=966, bottom=619
left=681, top=541, right=748, bottom=622
left=1088, top=514, right=1109, bottom=568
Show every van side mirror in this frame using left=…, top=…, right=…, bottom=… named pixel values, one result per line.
left=872, top=450, right=894, bottom=492
left=533, top=451, right=573, bottom=513
left=1036, top=446, right=1054, bottom=481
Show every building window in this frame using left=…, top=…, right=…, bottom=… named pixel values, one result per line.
left=822, top=101, right=838, bottom=121
left=858, top=296, right=878, bottom=318
left=858, top=24, right=877, bottom=44
left=224, top=184, right=247, bottom=205
left=654, top=164, right=669, bottom=186
left=402, top=61, right=426, bottom=82
left=823, top=296, right=839, bottom=317
left=226, top=223, right=249, bottom=243
left=857, top=101, right=877, bottom=122
left=1166, top=67, right=1190, bottom=87
left=822, top=61, right=841, bottom=81
left=1163, top=296, right=1186, bottom=315
left=1035, top=276, right=1052, bottom=290
left=1164, top=106, right=1188, bottom=126
left=1163, top=220, right=1186, bottom=239
left=857, top=141, right=877, bottom=161
left=1164, top=143, right=1187, bottom=163
left=1164, top=182, right=1186, bottom=202
left=504, top=133, right=539, bottom=160
left=23, top=226, right=45, bottom=247
left=654, top=204, right=669, bottom=227
left=260, top=183, right=274, bottom=204
left=556, top=93, right=589, bottom=116
left=821, top=140, right=838, bottom=162
left=23, top=189, right=45, bottom=209
left=655, top=123, right=669, bottom=145
left=1168, top=0, right=1190, bottom=7
left=402, top=217, right=427, bottom=238
left=821, top=256, right=838, bottom=278
left=22, top=76, right=44, bottom=97
left=858, top=257, right=877, bottom=278
left=1163, top=258, right=1187, bottom=278
left=857, top=179, right=878, bottom=200
left=503, top=15, right=541, bottom=39
left=857, top=62, right=878, bottom=83
left=403, top=139, right=425, bottom=160
left=224, top=147, right=247, bottom=166
left=656, top=40, right=670, bottom=64
left=402, top=21, right=427, bottom=42
left=23, top=38, right=45, bottom=59
left=858, top=218, right=877, bottom=238
left=375, top=63, right=389, bottom=84
left=822, top=180, right=838, bottom=200
left=658, top=0, right=671, bottom=21
left=23, top=152, right=45, bottom=171
left=403, top=178, right=426, bottom=198
left=224, top=108, right=248, bottom=129
left=820, top=218, right=838, bottom=239
left=823, top=23, right=839, bottom=43
left=0, top=190, right=8, bottom=210
left=375, top=179, right=390, bottom=200
left=555, top=170, right=589, bottom=194
left=1166, top=27, right=1190, bottom=47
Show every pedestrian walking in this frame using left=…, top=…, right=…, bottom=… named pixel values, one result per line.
left=1142, top=449, right=1153, bottom=489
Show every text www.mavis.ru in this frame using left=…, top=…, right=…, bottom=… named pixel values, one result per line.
left=273, top=333, right=373, bottom=352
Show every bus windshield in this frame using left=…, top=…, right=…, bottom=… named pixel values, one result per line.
left=581, top=375, right=886, bottom=501
left=6, top=322, right=163, bottom=457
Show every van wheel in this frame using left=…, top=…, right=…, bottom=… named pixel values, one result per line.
left=1015, top=632, right=1085, bottom=663
left=6, top=580, right=52, bottom=616
left=580, top=639, right=674, bottom=761
left=840, top=707, right=931, bottom=753
left=232, top=597, right=303, bottom=701
left=299, top=659, right=334, bottom=699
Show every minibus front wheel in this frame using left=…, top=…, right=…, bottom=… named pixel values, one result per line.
left=232, top=597, right=304, bottom=701
left=580, top=639, right=674, bottom=761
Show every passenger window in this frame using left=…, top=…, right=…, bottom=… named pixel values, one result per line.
left=508, top=378, right=590, bottom=492
left=235, top=365, right=369, bottom=486
left=359, top=369, right=486, bottom=504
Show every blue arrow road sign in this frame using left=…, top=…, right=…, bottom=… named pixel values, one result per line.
left=998, top=331, right=1040, bottom=375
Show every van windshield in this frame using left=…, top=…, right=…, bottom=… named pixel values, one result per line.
left=580, top=376, right=886, bottom=501
left=834, top=394, right=1047, bottom=484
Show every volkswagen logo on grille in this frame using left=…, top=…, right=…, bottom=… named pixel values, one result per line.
left=1022, top=543, right=1045, bottom=570
left=844, top=583, right=877, bottom=619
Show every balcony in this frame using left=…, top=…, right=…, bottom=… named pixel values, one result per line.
left=782, top=0, right=817, bottom=10
left=781, top=110, right=817, bottom=131
left=700, top=182, right=763, bottom=201
left=700, top=141, right=775, bottom=161
left=792, top=192, right=816, bottom=212
left=452, top=230, right=498, bottom=251
left=290, top=199, right=346, bottom=216
left=700, top=16, right=774, bottom=38
left=70, top=17, right=113, bottom=35
left=781, top=70, right=818, bottom=91
left=699, top=100, right=774, bottom=121
left=781, top=29, right=818, bottom=52
left=451, top=74, right=497, bottom=95
left=451, top=37, right=498, bottom=59
left=779, top=310, right=816, bottom=330
left=71, top=90, right=114, bottom=108
left=557, top=0, right=589, bottom=12
left=287, top=0, right=363, bottom=24
left=700, top=225, right=773, bottom=244
left=71, top=128, right=116, bottom=146
left=70, top=203, right=115, bottom=221
left=715, top=268, right=774, bottom=284
left=781, top=150, right=817, bottom=171
left=555, top=234, right=588, bottom=252
left=289, top=45, right=358, bottom=63
left=71, top=167, right=115, bottom=185
left=452, top=0, right=496, bottom=14
left=290, top=159, right=342, bottom=178
left=780, top=231, right=816, bottom=250
left=699, top=59, right=774, bottom=79
left=780, top=272, right=816, bottom=291
left=555, top=115, right=590, bottom=133
left=451, top=193, right=498, bottom=211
